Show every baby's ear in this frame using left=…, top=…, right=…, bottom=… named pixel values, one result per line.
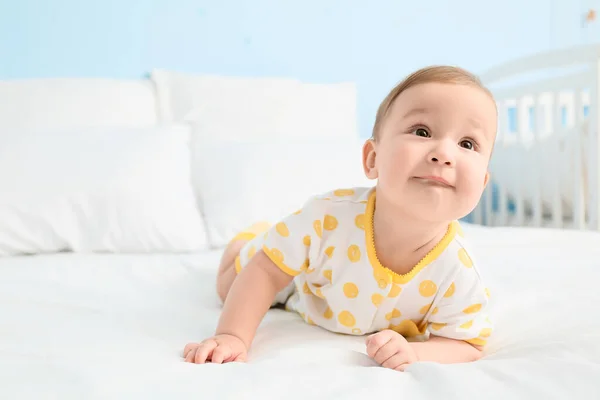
left=483, top=171, right=490, bottom=188
left=362, top=139, right=378, bottom=179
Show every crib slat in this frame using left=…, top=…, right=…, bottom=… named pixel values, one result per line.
left=494, top=101, right=508, bottom=226
left=551, top=92, right=563, bottom=228
left=590, top=61, right=600, bottom=230
left=573, top=89, right=586, bottom=229
left=531, top=96, right=543, bottom=226
left=514, top=97, right=526, bottom=226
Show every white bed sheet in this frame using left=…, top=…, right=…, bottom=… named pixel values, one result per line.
left=1, top=224, right=599, bottom=399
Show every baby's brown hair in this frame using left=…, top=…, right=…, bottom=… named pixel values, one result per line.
left=371, top=66, right=495, bottom=140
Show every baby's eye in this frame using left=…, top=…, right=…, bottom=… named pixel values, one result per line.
left=460, top=139, right=475, bottom=150
left=412, top=128, right=430, bottom=137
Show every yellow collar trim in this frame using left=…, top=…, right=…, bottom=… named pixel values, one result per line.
left=364, top=189, right=457, bottom=285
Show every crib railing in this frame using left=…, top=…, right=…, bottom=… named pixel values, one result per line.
left=471, top=44, right=600, bottom=231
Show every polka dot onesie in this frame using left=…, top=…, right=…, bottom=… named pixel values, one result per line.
left=234, top=186, right=493, bottom=347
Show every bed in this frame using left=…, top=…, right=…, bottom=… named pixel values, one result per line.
left=1, top=53, right=599, bottom=399
left=471, top=44, right=600, bottom=232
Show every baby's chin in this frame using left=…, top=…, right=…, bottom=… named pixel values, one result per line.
left=400, top=201, right=470, bottom=224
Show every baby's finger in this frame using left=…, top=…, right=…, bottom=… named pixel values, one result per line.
left=366, top=333, right=393, bottom=357
left=183, top=343, right=199, bottom=358
left=195, top=341, right=217, bottom=364
left=184, top=347, right=197, bottom=363
left=381, top=353, right=408, bottom=371
left=233, top=353, right=247, bottom=363
left=210, top=345, right=231, bottom=364
left=374, top=342, right=400, bottom=365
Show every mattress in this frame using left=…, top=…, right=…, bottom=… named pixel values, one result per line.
left=1, top=224, right=599, bottom=399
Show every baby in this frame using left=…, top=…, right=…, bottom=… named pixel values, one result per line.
left=184, top=65, right=497, bottom=371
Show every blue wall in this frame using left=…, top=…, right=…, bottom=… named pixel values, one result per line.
left=0, top=0, right=597, bottom=138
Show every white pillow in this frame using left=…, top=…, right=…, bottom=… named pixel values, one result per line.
left=150, top=69, right=358, bottom=141
left=193, top=137, right=373, bottom=248
left=0, top=124, right=209, bottom=255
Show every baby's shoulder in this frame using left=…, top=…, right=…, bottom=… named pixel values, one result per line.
left=437, top=222, right=487, bottom=282
left=300, top=186, right=374, bottom=215
left=310, top=186, right=373, bottom=204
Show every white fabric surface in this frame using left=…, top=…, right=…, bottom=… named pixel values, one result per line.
left=0, top=78, right=158, bottom=131
left=1, top=224, right=599, bottom=399
left=0, top=124, right=208, bottom=255
left=193, top=138, right=373, bottom=247
left=150, top=69, right=358, bottom=141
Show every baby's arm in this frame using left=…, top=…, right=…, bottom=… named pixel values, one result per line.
left=366, top=329, right=482, bottom=372
left=184, top=250, right=293, bottom=364
left=409, top=335, right=482, bottom=363
left=216, top=250, right=293, bottom=348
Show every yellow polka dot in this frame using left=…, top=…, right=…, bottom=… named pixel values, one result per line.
left=347, top=245, right=361, bottom=262
left=373, top=269, right=391, bottom=289
left=300, top=258, right=309, bottom=272
left=430, top=322, right=447, bottom=331
left=390, top=320, right=425, bottom=337
left=323, top=269, right=332, bottom=282
left=323, top=215, right=338, bottom=231
left=485, top=288, right=491, bottom=298
left=293, top=209, right=302, bottom=215
left=388, top=284, right=402, bottom=298
left=352, top=328, right=362, bottom=334
left=444, top=282, right=455, bottom=298
left=315, top=288, right=324, bottom=298
left=466, top=338, right=487, bottom=346
left=480, top=328, right=492, bottom=337
left=419, top=304, right=432, bottom=314
left=456, top=223, right=464, bottom=237
left=303, top=282, right=311, bottom=294
left=303, top=235, right=311, bottom=246
left=334, top=189, right=355, bottom=197
left=307, top=316, right=316, bottom=325
left=338, top=310, right=356, bottom=327
left=276, top=222, right=290, bottom=237
left=460, top=320, right=473, bottom=329
left=419, top=280, right=437, bottom=297
left=299, top=312, right=305, bottom=320
left=313, top=220, right=322, bottom=238
left=355, top=214, right=365, bottom=230
left=234, top=255, right=242, bottom=273
left=458, top=248, right=473, bottom=268
left=385, top=308, right=402, bottom=320
left=248, top=245, right=256, bottom=258
left=463, top=304, right=482, bottom=314
left=325, top=246, right=335, bottom=258
left=270, top=248, right=284, bottom=264
left=306, top=266, right=315, bottom=273
left=343, top=282, right=359, bottom=298
left=432, top=307, right=438, bottom=315
left=323, top=307, right=333, bottom=319
left=371, top=293, right=384, bottom=306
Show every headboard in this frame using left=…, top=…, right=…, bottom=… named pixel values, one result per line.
left=0, top=78, right=160, bottom=132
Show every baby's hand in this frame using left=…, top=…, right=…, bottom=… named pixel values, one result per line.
left=183, top=334, right=247, bottom=364
left=366, top=329, right=418, bottom=372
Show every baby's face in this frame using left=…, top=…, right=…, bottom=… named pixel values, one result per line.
left=372, top=82, right=497, bottom=222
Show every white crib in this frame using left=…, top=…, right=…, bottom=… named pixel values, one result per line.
left=471, top=44, right=600, bottom=231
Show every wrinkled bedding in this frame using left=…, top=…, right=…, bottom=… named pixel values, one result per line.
left=1, top=223, right=599, bottom=399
